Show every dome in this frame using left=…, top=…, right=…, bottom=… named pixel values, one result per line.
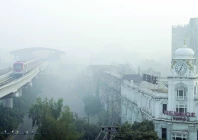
left=174, top=44, right=195, bottom=59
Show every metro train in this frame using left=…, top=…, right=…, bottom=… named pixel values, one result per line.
left=12, top=58, right=43, bottom=76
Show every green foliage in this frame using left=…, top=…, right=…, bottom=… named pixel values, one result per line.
left=29, top=97, right=104, bottom=140
left=29, top=98, right=81, bottom=140
left=83, top=95, right=102, bottom=116
left=131, top=120, right=155, bottom=131
left=13, top=97, right=29, bottom=114
left=12, top=79, right=43, bottom=119
left=73, top=113, right=101, bottom=140
left=116, top=121, right=158, bottom=140
left=0, top=135, right=4, bottom=140
left=0, top=80, right=42, bottom=140
left=126, top=131, right=158, bottom=140
left=0, top=106, right=23, bottom=130
left=0, top=105, right=24, bottom=139
left=29, top=98, right=63, bottom=127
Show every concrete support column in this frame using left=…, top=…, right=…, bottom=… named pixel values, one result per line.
left=3, top=98, right=13, bottom=108
left=18, top=88, right=23, bottom=97
left=166, top=123, right=172, bottom=140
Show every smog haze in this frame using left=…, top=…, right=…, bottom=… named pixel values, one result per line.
left=0, top=0, right=197, bottom=74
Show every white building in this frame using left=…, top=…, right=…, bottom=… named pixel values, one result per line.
left=172, top=18, right=198, bottom=61
left=121, top=44, right=198, bottom=140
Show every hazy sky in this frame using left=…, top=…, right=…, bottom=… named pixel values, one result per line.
left=0, top=0, right=198, bottom=65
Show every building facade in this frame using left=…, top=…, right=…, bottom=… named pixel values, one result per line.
left=121, top=44, right=198, bottom=140
left=121, top=80, right=167, bottom=124
left=99, top=71, right=122, bottom=124
left=189, top=18, right=198, bottom=60
left=154, top=43, right=198, bottom=140
left=172, top=18, right=198, bottom=61
left=83, top=43, right=198, bottom=139
left=172, top=24, right=189, bottom=58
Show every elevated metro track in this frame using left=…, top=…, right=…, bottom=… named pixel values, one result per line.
left=0, top=76, right=15, bottom=87
left=0, top=62, right=48, bottom=99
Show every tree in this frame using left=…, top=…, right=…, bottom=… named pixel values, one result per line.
left=83, top=95, right=102, bottom=116
left=116, top=121, right=158, bottom=140
left=0, top=80, right=41, bottom=140
left=73, top=113, right=101, bottom=140
left=29, top=97, right=81, bottom=140
left=0, top=105, right=24, bottom=140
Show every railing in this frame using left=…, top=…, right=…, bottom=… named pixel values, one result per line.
left=177, top=96, right=187, bottom=100
left=123, top=80, right=168, bottom=98
left=158, top=80, right=168, bottom=91
left=156, top=113, right=197, bottom=123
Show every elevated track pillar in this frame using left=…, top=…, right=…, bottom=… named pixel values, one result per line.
left=18, top=88, right=22, bottom=97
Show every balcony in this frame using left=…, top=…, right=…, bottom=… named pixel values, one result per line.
left=156, top=113, right=198, bottom=123
left=177, top=96, right=186, bottom=101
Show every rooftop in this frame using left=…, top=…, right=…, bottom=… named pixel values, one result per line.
left=151, top=88, right=168, bottom=93
left=123, top=80, right=168, bottom=98
left=122, top=74, right=142, bottom=84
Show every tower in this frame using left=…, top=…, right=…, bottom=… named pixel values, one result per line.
left=171, top=25, right=189, bottom=59
left=168, top=42, right=197, bottom=117
left=172, top=18, right=198, bottom=61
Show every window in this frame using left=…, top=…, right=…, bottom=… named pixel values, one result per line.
left=176, top=105, right=187, bottom=113
left=177, top=89, right=186, bottom=100
left=197, top=131, right=198, bottom=140
left=162, top=104, right=167, bottom=113
left=194, top=86, right=197, bottom=95
left=162, top=128, right=167, bottom=139
left=14, top=63, right=23, bottom=71
left=172, top=134, right=187, bottom=140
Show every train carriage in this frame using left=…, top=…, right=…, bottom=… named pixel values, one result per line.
left=13, top=58, right=43, bottom=76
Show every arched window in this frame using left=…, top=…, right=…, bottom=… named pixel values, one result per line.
left=177, top=88, right=186, bottom=100
left=175, top=83, right=187, bottom=100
